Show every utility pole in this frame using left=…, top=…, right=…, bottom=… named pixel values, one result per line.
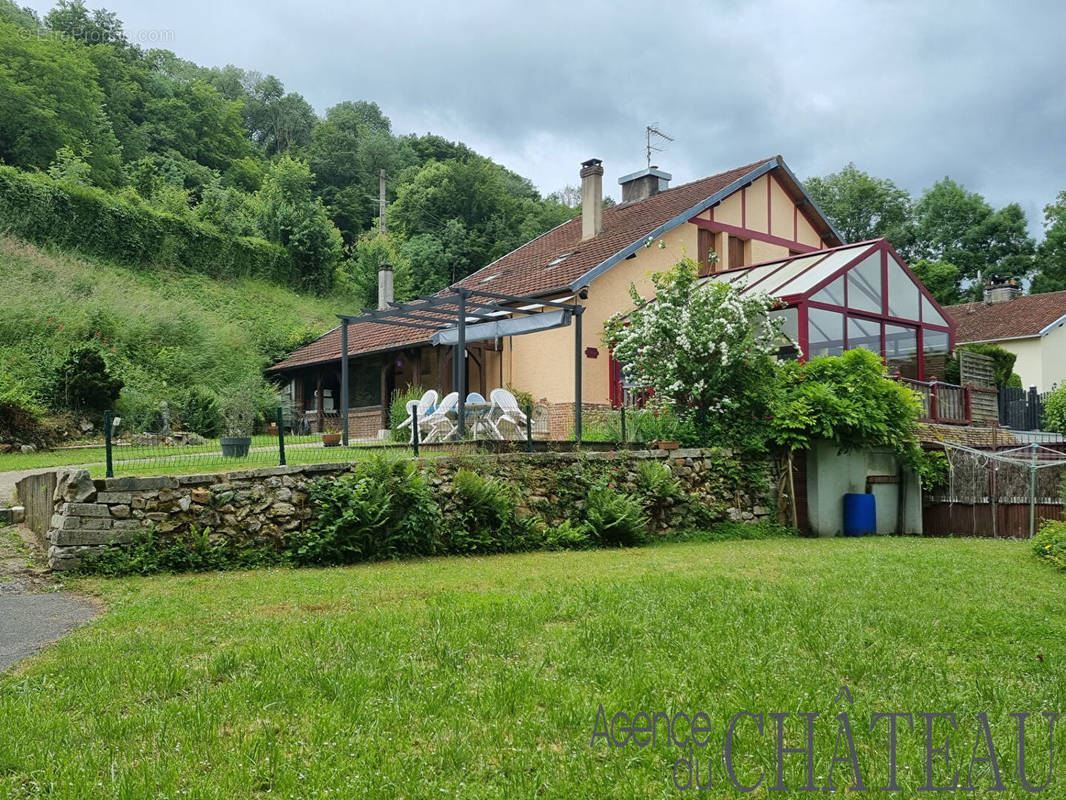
left=378, top=169, right=387, bottom=235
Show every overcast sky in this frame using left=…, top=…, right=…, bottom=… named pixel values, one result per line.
left=26, top=0, right=1066, bottom=236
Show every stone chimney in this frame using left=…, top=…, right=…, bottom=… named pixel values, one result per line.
left=983, top=276, right=1020, bottom=305
left=580, top=158, right=603, bottom=241
left=618, top=166, right=671, bottom=203
left=378, top=262, right=394, bottom=310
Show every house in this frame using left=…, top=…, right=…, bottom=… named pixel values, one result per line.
left=944, top=284, right=1066, bottom=392
left=268, top=154, right=953, bottom=438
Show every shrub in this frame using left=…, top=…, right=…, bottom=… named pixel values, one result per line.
left=448, top=468, right=537, bottom=554
left=1033, top=520, right=1066, bottom=571
left=1044, top=386, right=1066, bottom=435
left=292, top=456, right=442, bottom=565
left=0, top=165, right=294, bottom=283
left=79, top=528, right=281, bottom=576
left=542, top=519, right=594, bottom=550
left=50, top=344, right=122, bottom=414
left=180, top=388, right=222, bottom=438
left=584, top=482, right=647, bottom=546
left=634, top=460, right=683, bottom=528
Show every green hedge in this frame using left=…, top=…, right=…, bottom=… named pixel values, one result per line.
left=0, top=166, right=293, bottom=282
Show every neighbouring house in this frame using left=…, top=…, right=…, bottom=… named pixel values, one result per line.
left=944, top=282, right=1066, bottom=392
left=269, top=154, right=955, bottom=439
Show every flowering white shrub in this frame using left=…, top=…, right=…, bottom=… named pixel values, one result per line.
left=603, top=258, right=782, bottom=445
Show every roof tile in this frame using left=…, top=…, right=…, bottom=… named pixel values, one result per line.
left=944, top=291, right=1066, bottom=343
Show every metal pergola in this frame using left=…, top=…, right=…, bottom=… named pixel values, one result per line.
left=336, top=287, right=586, bottom=444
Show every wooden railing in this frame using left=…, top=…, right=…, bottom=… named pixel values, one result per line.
left=899, top=377, right=972, bottom=425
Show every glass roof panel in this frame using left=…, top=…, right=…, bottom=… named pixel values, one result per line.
left=811, top=275, right=845, bottom=306
left=921, top=294, right=951, bottom=327
left=847, top=252, right=883, bottom=313
left=753, top=252, right=835, bottom=295
left=779, top=247, right=870, bottom=296
left=886, top=260, right=921, bottom=321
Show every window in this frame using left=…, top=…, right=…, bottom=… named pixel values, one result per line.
left=884, top=324, right=919, bottom=379
left=808, top=308, right=845, bottom=356
left=847, top=317, right=881, bottom=353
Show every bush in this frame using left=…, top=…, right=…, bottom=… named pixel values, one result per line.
left=542, top=519, right=594, bottom=550
left=180, top=388, right=222, bottom=437
left=49, top=344, right=122, bottom=414
left=291, top=455, right=442, bottom=565
left=1044, top=386, right=1066, bottom=435
left=79, top=528, right=281, bottom=576
left=448, top=468, right=537, bottom=553
left=634, top=460, right=684, bottom=528
left=0, top=165, right=294, bottom=283
left=580, top=407, right=683, bottom=444
left=1033, top=520, right=1066, bottom=571
left=584, top=482, right=647, bottom=546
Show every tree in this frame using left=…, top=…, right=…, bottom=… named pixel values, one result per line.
left=44, top=0, right=124, bottom=46
left=0, top=18, right=122, bottom=185
left=255, top=155, right=343, bottom=293
left=51, top=344, right=123, bottom=413
left=338, top=232, right=411, bottom=307
left=804, top=163, right=914, bottom=252
left=603, top=258, right=781, bottom=450
left=912, top=178, right=1034, bottom=288
left=1030, top=191, right=1066, bottom=294
left=242, top=75, right=317, bottom=155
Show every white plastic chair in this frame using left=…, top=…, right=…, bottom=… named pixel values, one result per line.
left=422, top=392, right=459, bottom=442
left=487, top=388, right=528, bottom=440
left=396, top=390, right=438, bottom=443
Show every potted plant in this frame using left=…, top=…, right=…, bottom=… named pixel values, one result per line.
left=219, top=385, right=257, bottom=458
left=321, top=419, right=342, bottom=447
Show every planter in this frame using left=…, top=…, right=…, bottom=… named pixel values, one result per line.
left=650, top=440, right=680, bottom=451
left=267, top=422, right=278, bottom=435
left=220, top=436, right=252, bottom=458
left=321, top=433, right=342, bottom=447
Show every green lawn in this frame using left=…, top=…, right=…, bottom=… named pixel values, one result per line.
left=0, top=436, right=416, bottom=478
left=1, top=538, right=1063, bottom=798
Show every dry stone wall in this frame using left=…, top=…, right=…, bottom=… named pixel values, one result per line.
left=44, top=448, right=772, bottom=570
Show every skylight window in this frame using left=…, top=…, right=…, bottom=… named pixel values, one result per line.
left=544, top=252, right=573, bottom=270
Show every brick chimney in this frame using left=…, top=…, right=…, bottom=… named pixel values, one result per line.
left=580, top=158, right=603, bottom=241
left=983, top=275, right=1020, bottom=305
left=618, top=165, right=671, bottom=203
left=378, top=262, right=394, bottom=309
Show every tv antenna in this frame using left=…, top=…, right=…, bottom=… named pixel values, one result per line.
left=646, top=124, right=674, bottom=168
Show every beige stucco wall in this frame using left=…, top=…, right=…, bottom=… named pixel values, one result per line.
left=1040, top=324, right=1066, bottom=391
left=470, top=175, right=827, bottom=406
left=996, top=337, right=1043, bottom=391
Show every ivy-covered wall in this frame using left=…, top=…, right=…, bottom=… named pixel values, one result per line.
left=43, top=448, right=774, bottom=570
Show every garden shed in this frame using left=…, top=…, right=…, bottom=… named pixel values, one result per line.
left=703, top=238, right=955, bottom=378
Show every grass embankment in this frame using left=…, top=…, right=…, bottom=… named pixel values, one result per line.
left=0, top=537, right=1063, bottom=797
left=0, top=235, right=350, bottom=428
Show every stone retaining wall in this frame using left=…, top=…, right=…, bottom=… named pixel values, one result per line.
left=44, top=448, right=772, bottom=570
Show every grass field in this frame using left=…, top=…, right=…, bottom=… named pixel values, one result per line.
left=0, top=436, right=417, bottom=479
left=1, top=537, right=1063, bottom=798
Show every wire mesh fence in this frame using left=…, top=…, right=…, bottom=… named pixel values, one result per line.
left=95, top=402, right=683, bottom=479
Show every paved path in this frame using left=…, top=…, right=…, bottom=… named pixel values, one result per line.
left=0, top=526, right=98, bottom=673
left=0, top=466, right=66, bottom=506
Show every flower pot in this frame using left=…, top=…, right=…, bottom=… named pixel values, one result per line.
left=321, top=432, right=342, bottom=447
left=220, top=436, right=251, bottom=458
left=651, top=439, right=680, bottom=451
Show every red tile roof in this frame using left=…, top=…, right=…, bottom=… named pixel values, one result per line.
left=271, top=156, right=836, bottom=371
left=944, top=291, right=1066, bottom=343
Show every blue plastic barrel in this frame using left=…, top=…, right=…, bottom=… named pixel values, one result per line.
left=843, top=493, right=876, bottom=537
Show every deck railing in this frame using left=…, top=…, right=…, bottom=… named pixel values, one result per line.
left=899, top=377, right=972, bottom=425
